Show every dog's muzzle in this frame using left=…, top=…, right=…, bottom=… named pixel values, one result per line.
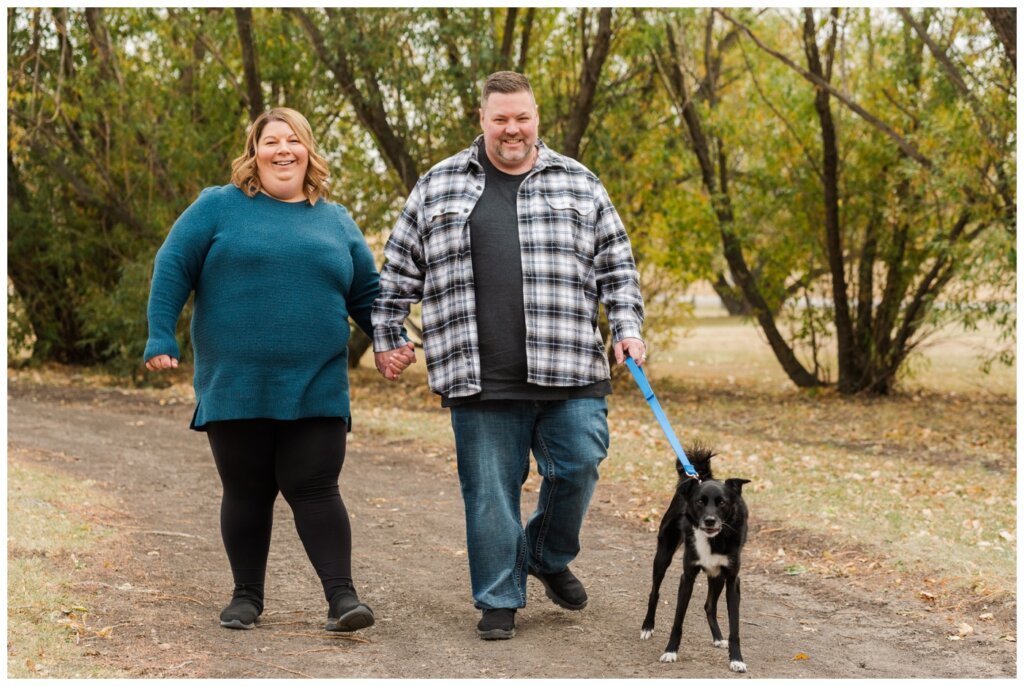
left=701, top=518, right=721, bottom=537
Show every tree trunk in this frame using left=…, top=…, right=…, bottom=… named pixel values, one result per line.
left=517, top=8, right=536, bottom=73
left=234, top=8, right=264, bottom=121
left=562, top=8, right=613, bottom=160
left=498, top=8, right=518, bottom=69
left=654, top=18, right=822, bottom=389
left=803, top=9, right=857, bottom=392
left=711, top=272, right=752, bottom=316
left=983, top=8, right=1016, bottom=72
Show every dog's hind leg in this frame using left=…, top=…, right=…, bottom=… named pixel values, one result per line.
left=704, top=572, right=726, bottom=647
left=641, top=525, right=681, bottom=640
left=724, top=573, right=746, bottom=672
left=659, top=565, right=699, bottom=663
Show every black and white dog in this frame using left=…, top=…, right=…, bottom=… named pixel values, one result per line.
left=640, top=445, right=750, bottom=672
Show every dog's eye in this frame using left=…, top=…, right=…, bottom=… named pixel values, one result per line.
left=698, top=498, right=707, bottom=506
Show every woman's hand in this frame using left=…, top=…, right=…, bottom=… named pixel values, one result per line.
left=145, top=355, right=179, bottom=371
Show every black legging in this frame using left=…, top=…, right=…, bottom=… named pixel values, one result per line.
left=205, top=417, right=352, bottom=602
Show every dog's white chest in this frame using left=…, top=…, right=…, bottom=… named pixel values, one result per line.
left=693, top=528, right=730, bottom=577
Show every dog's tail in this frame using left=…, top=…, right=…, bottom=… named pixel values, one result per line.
left=680, top=442, right=715, bottom=481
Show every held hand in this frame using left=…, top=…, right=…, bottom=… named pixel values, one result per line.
left=614, top=337, right=647, bottom=367
left=374, top=342, right=416, bottom=381
left=145, top=354, right=179, bottom=371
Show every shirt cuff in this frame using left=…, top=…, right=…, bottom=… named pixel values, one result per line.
left=612, top=322, right=643, bottom=343
left=373, top=327, right=407, bottom=353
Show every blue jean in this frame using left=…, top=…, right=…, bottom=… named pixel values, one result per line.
left=449, top=397, right=610, bottom=610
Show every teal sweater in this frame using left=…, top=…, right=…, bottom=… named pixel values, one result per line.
left=144, top=184, right=380, bottom=430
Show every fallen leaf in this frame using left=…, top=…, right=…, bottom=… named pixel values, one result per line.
left=784, top=565, right=807, bottom=576
left=979, top=613, right=994, bottom=621
left=792, top=653, right=809, bottom=661
left=918, top=591, right=937, bottom=602
left=958, top=622, right=974, bottom=637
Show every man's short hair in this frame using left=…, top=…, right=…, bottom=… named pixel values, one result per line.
left=481, top=71, right=534, bottom=107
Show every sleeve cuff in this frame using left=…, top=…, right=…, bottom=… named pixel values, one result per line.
left=612, top=322, right=643, bottom=343
left=373, top=328, right=407, bottom=353
left=143, top=338, right=180, bottom=362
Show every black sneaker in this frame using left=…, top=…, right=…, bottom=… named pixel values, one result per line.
left=477, top=608, right=516, bottom=640
left=529, top=567, right=588, bottom=610
left=219, top=586, right=264, bottom=630
left=325, top=587, right=375, bottom=632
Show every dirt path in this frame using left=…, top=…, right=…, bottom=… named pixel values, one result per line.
left=7, top=382, right=1015, bottom=678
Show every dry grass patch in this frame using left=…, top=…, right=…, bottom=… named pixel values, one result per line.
left=7, top=454, right=124, bottom=678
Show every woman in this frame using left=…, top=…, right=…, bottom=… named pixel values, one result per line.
left=144, top=108, right=410, bottom=632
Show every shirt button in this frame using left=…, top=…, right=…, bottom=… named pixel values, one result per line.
left=475, top=186, right=482, bottom=191
left=463, top=208, right=469, bottom=213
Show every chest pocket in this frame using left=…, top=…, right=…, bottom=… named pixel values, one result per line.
left=422, top=202, right=470, bottom=267
left=544, top=194, right=598, bottom=283
left=544, top=195, right=595, bottom=219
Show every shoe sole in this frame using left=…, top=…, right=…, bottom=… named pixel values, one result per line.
left=220, top=619, right=256, bottom=630
left=477, top=627, right=515, bottom=640
left=530, top=571, right=588, bottom=611
left=325, top=605, right=375, bottom=632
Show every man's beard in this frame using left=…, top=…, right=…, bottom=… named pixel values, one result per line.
left=495, top=138, right=531, bottom=163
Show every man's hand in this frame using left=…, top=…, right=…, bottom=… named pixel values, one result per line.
left=145, top=355, right=179, bottom=371
left=614, top=337, right=647, bottom=367
left=374, top=341, right=416, bottom=381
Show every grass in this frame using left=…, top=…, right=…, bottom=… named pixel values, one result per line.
left=7, top=454, right=123, bottom=678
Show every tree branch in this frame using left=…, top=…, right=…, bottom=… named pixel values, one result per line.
left=289, top=8, right=419, bottom=192
left=717, top=9, right=934, bottom=169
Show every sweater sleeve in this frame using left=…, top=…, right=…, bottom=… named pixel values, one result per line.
left=339, top=207, right=381, bottom=340
left=143, top=188, right=220, bottom=361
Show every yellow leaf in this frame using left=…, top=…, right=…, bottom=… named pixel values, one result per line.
left=792, top=653, right=810, bottom=661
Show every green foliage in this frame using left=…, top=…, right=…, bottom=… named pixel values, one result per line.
left=6, top=7, right=1014, bottom=388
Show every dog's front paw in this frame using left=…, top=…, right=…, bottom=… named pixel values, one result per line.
left=659, top=652, right=678, bottom=663
left=640, top=628, right=653, bottom=640
left=729, top=660, right=747, bottom=673
left=713, top=639, right=727, bottom=648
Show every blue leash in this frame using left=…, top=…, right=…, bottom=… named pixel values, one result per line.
left=624, top=357, right=699, bottom=479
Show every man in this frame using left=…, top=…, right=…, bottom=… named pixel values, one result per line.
left=372, top=71, right=645, bottom=640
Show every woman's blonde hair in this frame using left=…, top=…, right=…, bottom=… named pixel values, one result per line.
left=230, top=107, right=331, bottom=205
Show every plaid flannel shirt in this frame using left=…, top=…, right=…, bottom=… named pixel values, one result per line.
left=372, top=136, right=644, bottom=399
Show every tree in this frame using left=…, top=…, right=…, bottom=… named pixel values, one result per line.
left=7, top=8, right=1013, bottom=389
left=642, top=8, right=1014, bottom=393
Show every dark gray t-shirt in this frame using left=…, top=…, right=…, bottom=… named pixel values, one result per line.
left=442, top=143, right=611, bottom=407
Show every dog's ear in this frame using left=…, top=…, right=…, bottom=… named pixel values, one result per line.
left=725, top=478, right=751, bottom=494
